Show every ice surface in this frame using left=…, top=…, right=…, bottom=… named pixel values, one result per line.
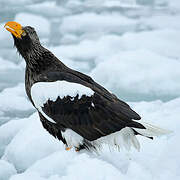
left=0, top=118, right=28, bottom=157
left=0, top=24, right=14, bottom=48
left=0, top=98, right=178, bottom=180
left=60, top=13, right=137, bottom=35
left=91, top=49, right=180, bottom=101
left=15, top=13, right=50, bottom=37
left=0, top=83, right=34, bottom=125
left=2, top=113, right=64, bottom=172
left=0, top=160, right=16, bottom=180
left=0, top=0, right=180, bottom=180
left=0, top=57, right=24, bottom=91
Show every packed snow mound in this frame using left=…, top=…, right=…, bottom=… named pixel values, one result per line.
left=50, top=28, right=180, bottom=101
left=0, top=0, right=180, bottom=179
left=60, top=13, right=137, bottom=35
left=0, top=98, right=178, bottom=180
left=91, top=49, right=180, bottom=101
left=0, top=84, right=34, bottom=125
left=0, top=24, right=14, bottom=48
left=2, top=113, right=64, bottom=173
left=119, top=29, right=180, bottom=59
left=0, top=118, right=28, bottom=157
left=144, top=14, right=180, bottom=30
left=1, top=0, right=179, bottom=101
left=0, top=160, right=17, bottom=180
left=0, top=83, right=32, bottom=112
left=15, top=13, right=50, bottom=37
left=0, top=58, right=24, bottom=91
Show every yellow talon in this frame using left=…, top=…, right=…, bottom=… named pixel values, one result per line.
left=75, top=147, right=80, bottom=152
left=65, top=147, right=72, bottom=151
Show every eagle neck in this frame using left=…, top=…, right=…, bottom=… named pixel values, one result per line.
left=22, top=44, right=56, bottom=74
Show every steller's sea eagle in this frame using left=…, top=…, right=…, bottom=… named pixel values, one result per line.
left=4, top=21, right=170, bottom=152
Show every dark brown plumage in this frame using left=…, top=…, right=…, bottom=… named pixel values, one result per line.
left=6, top=22, right=166, bottom=152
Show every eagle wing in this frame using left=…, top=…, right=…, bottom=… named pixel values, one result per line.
left=31, top=70, right=143, bottom=141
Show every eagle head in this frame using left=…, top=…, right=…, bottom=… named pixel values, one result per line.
left=4, top=21, right=41, bottom=59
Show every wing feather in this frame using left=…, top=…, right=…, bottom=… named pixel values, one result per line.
left=32, top=71, right=143, bottom=141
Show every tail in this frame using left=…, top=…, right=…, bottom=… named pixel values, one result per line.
left=89, top=121, right=172, bottom=152
left=133, top=121, right=172, bottom=138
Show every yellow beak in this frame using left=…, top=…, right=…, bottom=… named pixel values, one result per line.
left=4, top=21, right=24, bottom=39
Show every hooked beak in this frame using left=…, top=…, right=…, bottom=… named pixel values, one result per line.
left=4, top=21, right=24, bottom=39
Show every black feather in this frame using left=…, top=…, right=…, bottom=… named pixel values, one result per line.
left=12, top=25, right=144, bottom=151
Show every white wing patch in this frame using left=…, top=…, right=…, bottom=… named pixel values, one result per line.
left=31, top=80, right=94, bottom=123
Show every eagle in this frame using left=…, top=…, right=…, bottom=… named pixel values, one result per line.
left=4, top=21, right=170, bottom=152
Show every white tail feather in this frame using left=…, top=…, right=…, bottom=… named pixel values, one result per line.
left=62, top=122, right=171, bottom=152
left=94, top=127, right=141, bottom=151
left=133, top=121, right=172, bottom=137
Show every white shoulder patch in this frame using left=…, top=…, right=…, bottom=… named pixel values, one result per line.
left=31, top=80, right=94, bottom=120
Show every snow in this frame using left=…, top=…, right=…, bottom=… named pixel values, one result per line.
left=0, top=160, right=17, bottom=180
left=0, top=57, right=24, bottom=91
left=0, top=118, right=28, bottom=157
left=91, top=49, right=180, bottom=101
left=0, top=0, right=180, bottom=180
left=0, top=84, right=34, bottom=125
left=144, top=14, right=180, bottom=30
left=0, top=84, right=32, bottom=112
left=60, top=13, right=137, bottom=35
left=15, top=13, right=50, bottom=37
left=2, top=113, right=64, bottom=172
left=0, top=100, right=178, bottom=179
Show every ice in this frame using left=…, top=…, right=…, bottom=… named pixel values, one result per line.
left=144, top=14, right=180, bottom=30
left=0, top=57, right=24, bottom=91
left=50, top=29, right=180, bottom=101
left=16, top=152, right=125, bottom=179
left=15, top=13, right=50, bottom=37
left=2, top=113, right=64, bottom=172
left=91, top=49, right=180, bottom=101
left=26, top=2, right=68, bottom=18
left=0, top=83, right=34, bottom=125
left=0, top=83, right=32, bottom=112
left=0, top=24, right=14, bottom=48
left=169, top=0, right=180, bottom=11
left=0, top=0, right=180, bottom=180
left=60, top=13, right=137, bottom=36
left=0, top=98, right=178, bottom=180
left=120, top=29, right=180, bottom=59
left=10, top=172, right=46, bottom=180
left=0, top=118, right=28, bottom=157
left=0, top=160, right=17, bottom=180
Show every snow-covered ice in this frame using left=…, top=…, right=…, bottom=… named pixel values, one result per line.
left=0, top=160, right=16, bottom=180
left=15, top=13, right=51, bottom=37
left=91, top=48, right=180, bottom=101
left=0, top=0, right=179, bottom=179
left=1, top=97, right=179, bottom=180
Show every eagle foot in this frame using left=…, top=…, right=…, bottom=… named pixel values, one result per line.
left=65, top=147, right=72, bottom=151
left=75, top=147, right=80, bottom=152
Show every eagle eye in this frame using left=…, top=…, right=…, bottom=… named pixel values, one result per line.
left=22, top=30, right=27, bottom=37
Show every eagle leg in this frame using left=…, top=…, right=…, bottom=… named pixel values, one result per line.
left=65, top=146, right=72, bottom=151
